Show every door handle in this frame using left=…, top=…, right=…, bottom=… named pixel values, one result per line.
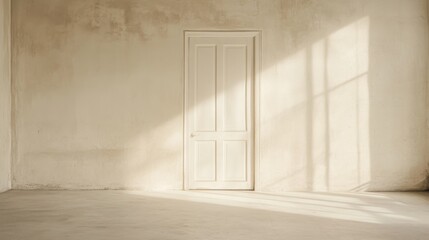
left=191, top=132, right=198, bottom=137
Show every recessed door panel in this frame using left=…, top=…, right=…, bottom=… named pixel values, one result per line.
left=223, top=45, right=247, bottom=132
left=195, top=45, right=216, bottom=132
left=194, top=141, right=216, bottom=181
left=223, top=141, right=247, bottom=181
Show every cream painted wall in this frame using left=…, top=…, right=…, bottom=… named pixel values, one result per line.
left=426, top=0, right=429, bottom=191
left=11, top=0, right=429, bottom=191
left=0, top=0, right=11, bottom=192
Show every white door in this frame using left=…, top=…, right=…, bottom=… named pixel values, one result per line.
left=185, top=32, right=258, bottom=190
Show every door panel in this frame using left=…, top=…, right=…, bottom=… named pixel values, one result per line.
left=223, top=45, right=248, bottom=132
left=186, top=32, right=257, bottom=190
left=223, top=141, right=247, bottom=181
left=194, top=141, right=216, bottom=181
left=194, top=45, right=216, bottom=132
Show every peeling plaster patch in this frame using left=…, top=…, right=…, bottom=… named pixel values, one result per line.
left=181, top=0, right=258, bottom=27
left=14, top=0, right=185, bottom=53
left=70, top=0, right=182, bottom=41
left=13, top=0, right=72, bottom=55
left=14, top=0, right=260, bottom=51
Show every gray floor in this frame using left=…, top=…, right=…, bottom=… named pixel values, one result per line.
left=0, top=190, right=428, bottom=240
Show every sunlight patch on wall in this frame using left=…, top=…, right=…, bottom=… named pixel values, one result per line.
left=260, top=16, right=371, bottom=191
left=324, top=16, right=370, bottom=191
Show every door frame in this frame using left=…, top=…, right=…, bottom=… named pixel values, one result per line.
left=183, top=30, right=261, bottom=190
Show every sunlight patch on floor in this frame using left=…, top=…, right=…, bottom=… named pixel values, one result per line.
left=128, top=190, right=425, bottom=224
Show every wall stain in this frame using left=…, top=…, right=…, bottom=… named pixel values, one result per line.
left=14, top=0, right=262, bottom=56
left=13, top=0, right=72, bottom=55
left=71, top=0, right=183, bottom=41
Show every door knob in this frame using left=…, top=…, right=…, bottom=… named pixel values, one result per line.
left=191, top=132, right=198, bottom=137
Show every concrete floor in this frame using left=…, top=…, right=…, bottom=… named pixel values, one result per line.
left=0, top=190, right=428, bottom=240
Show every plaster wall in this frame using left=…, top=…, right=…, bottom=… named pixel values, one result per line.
left=11, top=0, right=429, bottom=191
left=0, top=0, right=11, bottom=193
left=426, top=0, right=429, bottom=191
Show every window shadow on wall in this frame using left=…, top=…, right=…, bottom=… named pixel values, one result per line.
left=258, top=0, right=428, bottom=192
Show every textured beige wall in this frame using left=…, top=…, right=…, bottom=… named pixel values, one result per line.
left=0, top=0, right=11, bottom=192
left=11, top=0, right=429, bottom=191
left=427, top=0, right=429, bottom=191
